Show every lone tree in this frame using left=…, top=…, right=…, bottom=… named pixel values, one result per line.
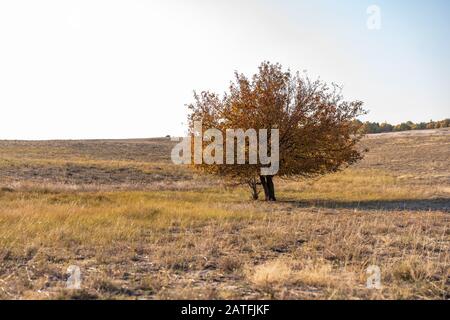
left=187, top=62, right=366, bottom=201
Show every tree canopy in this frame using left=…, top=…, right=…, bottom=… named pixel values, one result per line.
left=187, top=62, right=366, bottom=201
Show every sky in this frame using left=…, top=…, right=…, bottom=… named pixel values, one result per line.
left=0, top=0, right=449, bottom=139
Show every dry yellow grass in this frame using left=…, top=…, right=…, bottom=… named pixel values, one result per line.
left=0, top=131, right=449, bottom=300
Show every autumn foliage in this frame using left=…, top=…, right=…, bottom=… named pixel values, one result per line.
left=187, top=62, right=366, bottom=201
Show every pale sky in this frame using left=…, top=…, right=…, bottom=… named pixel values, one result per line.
left=0, top=0, right=449, bottom=139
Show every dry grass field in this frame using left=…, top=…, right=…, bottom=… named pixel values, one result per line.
left=0, top=129, right=449, bottom=300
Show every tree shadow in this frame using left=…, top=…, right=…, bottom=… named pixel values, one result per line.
left=281, top=198, right=450, bottom=212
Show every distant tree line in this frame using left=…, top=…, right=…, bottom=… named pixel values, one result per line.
left=354, top=118, right=450, bottom=134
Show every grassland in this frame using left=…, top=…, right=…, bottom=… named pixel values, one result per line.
left=0, top=129, right=449, bottom=299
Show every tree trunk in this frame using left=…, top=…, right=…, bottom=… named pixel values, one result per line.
left=266, top=175, right=276, bottom=201
left=248, top=178, right=259, bottom=200
left=260, top=175, right=276, bottom=201
left=259, top=175, right=270, bottom=201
